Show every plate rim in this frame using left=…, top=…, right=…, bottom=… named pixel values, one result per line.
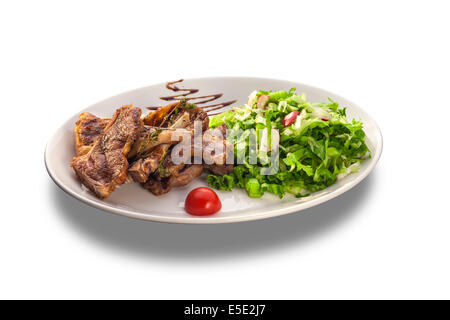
left=45, top=76, right=383, bottom=224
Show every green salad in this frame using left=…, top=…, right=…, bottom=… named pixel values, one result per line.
left=207, top=89, right=370, bottom=198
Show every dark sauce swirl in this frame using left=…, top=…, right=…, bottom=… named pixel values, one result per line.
left=147, top=79, right=236, bottom=114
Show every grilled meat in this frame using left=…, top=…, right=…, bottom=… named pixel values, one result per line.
left=128, top=126, right=190, bottom=159
left=127, top=155, right=160, bottom=183
left=143, top=101, right=209, bottom=131
left=141, top=120, right=234, bottom=196
left=143, top=176, right=170, bottom=196
left=144, top=164, right=204, bottom=196
left=144, top=135, right=233, bottom=196
left=71, top=105, right=142, bottom=198
left=127, top=105, right=194, bottom=182
left=128, top=101, right=207, bottom=184
left=70, top=99, right=234, bottom=199
left=139, top=102, right=214, bottom=196
left=204, top=164, right=234, bottom=175
left=168, top=164, right=204, bottom=188
left=74, top=112, right=109, bottom=156
left=142, top=103, right=177, bottom=127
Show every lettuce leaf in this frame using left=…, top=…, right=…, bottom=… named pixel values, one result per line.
left=207, top=90, right=370, bottom=198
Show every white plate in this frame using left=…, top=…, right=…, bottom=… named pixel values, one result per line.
left=45, top=77, right=382, bottom=224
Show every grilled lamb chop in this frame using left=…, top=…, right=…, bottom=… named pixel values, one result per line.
left=128, top=101, right=207, bottom=184
left=204, top=163, right=234, bottom=175
left=143, top=133, right=233, bottom=196
left=143, top=101, right=209, bottom=131
left=71, top=105, right=142, bottom=199
left=170, top=164, right=204, bottom=187
left=144, top=164, right=204, bottom=196
left=140, top=117, right=234, bottom=196
left=138, top=102, right=212, bottom=195
left=127, top=107, right=193, bottom=182
left=127, top=155, right=160, bottom=183
left=128, top=126, right=190, bottom=159
left=74, top=112, right=109, bottom=156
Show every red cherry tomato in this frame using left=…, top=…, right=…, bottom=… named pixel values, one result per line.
left=185, top=187, right=222, bottom=216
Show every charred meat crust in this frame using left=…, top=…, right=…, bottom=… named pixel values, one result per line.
left=71, top=105, right=142, bottom=199
left=143, top=164, right=204, bottom=196
left=70, top=101, right=234, bottom=199
left=127, top=126, right=190, bottom=159
left=127, top=155, right=160, bottom=183
left=204, top=164, right=234, bottom=175
left=74, top=113, right=109, bottom=156
left=128, top=101, right=209, bottom=184
left=142, top=101, right=209, bottom=131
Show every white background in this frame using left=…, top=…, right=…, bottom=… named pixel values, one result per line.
left=1, top=0, right=449, bottom=299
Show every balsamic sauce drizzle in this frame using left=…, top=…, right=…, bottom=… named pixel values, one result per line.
left=147, top=79, right=236, bottom=114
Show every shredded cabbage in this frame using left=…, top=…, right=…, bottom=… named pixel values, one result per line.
left=207, top=89, right=370, bottom=198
